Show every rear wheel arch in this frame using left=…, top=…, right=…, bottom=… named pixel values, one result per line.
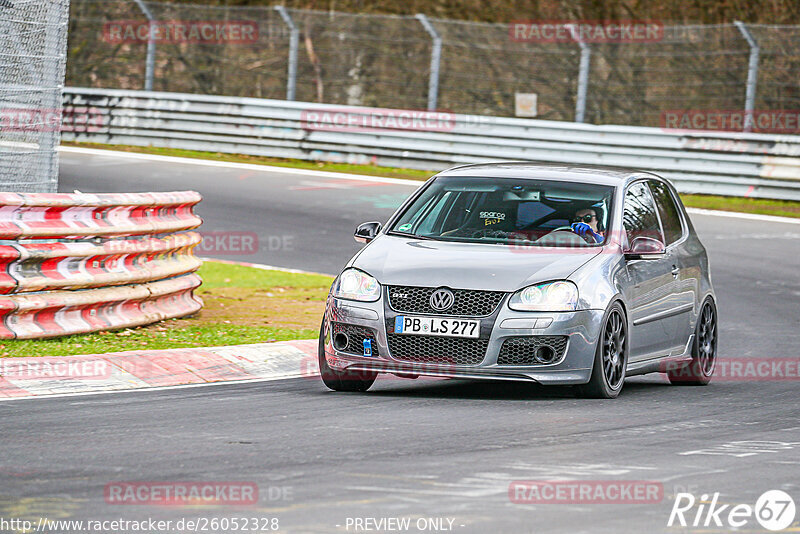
left=668, top=296, right=717, bottom=386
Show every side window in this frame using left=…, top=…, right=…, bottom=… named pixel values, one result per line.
left=648, top=180, right=684, bottom=245
left=393, top=191, right=437, bottom=232
left=623, top=182, right=663, bottom=245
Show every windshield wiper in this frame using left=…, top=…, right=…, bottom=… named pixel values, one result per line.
left=388, top=231, right=439, bottom=241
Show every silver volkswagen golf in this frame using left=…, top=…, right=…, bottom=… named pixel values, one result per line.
left=319, top=163, right=718, bottom=398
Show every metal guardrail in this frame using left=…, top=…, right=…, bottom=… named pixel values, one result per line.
left=0, top=233, right=201, bottom=294
left=0, top=191, right=202, bottom=239
left=61, top=88, right=800, bottom=201
left=0, top=191, right=203, bottom=339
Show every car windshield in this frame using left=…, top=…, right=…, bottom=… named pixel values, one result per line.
left=389, top=176, right=615, bottom=247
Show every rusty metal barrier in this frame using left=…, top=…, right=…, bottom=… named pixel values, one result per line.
left=0, top=192, right=203, bottom=339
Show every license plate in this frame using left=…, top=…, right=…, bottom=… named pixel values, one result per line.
left=394, top=316, right=480, bottom=338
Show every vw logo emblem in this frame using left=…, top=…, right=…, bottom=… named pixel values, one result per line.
left=429, top=288, right=455, bottom=311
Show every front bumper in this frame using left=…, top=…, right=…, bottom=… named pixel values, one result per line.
left=323, top=295, right=604, bottom=385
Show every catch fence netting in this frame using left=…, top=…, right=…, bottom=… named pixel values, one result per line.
left=0, top=0, right=71, bottom=192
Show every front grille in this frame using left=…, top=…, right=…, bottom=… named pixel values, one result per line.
left=387, top=334, right=489, bottom=365
left=387, top=286, right=506, bottom=316
left=497, top=336, right=568, bottom=365
left=332, top=323, right=379, bottom=357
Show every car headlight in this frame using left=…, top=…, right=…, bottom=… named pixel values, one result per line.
left=508, top=281, right=578, bottom=312
left=333, top=268, right=381, bottom=302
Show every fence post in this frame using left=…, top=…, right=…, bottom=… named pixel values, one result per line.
left=415, top=14, right=442, bottom=111
left=274, top=6, right=299, bottom=101
left=567, top=24, right=591, bottom=123
left=734, top=21, right=760, bottom=132
left=132, top=0, right=155, bottom=91
left=42, top=0, right=69, bottom=192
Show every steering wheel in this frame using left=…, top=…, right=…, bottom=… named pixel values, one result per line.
left=544, top=225, right=596, bottom=245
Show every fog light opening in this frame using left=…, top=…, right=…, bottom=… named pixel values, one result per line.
left=333, top=332, right=349, bottom=351
left=535, top=345, right=556, bottom=364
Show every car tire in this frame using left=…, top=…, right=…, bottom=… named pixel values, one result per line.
left=318, top=320, right=377, bottom=392
left=575, top=302, right=628, bottom=399
left=667, top=298, right=717, bottom=386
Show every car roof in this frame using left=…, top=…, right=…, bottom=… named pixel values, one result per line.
left=433, top=161, right=659, bottom=186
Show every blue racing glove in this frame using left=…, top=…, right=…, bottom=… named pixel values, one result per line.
left=571, top=222, right=603, bottom=243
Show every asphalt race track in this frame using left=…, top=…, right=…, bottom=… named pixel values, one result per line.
left=1, top=148, right=799, bottom=533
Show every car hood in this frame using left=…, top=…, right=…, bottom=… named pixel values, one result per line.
left=350, top=235, right=601, bottom=292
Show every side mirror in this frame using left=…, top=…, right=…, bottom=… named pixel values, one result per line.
left=624, top=236, right=666, bottom=260
left=354, top=221, right=382, bottom=244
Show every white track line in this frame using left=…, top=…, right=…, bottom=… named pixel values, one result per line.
left=686, top=208, right=800, bottom=225
left=199, top=257, right=335, bottom=277
left=61, top=146, right=800, bottom=225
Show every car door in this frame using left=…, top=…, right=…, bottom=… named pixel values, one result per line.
left=621, top=181, right=675, bottom=361
left=648, top=179, right=696, bottom=353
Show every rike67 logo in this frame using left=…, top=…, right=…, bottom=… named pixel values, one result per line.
left=668, top=490, right=796, bottom=531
